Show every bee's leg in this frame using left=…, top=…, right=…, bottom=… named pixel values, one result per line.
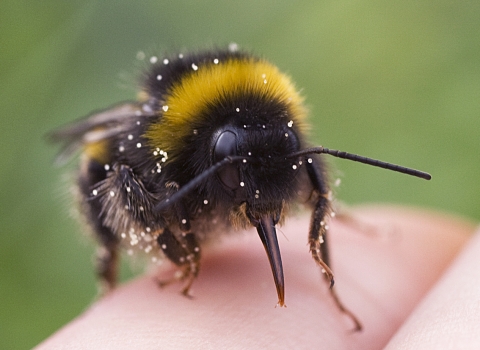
left=79, top=159, right=119, bottom=293
left=305, top=157, right=362, bottom=331
left=156, top=227, right=201, bottom=297
left=94, top=226, right=119, bottom=293
left=155, top=183, right=201, bottom=296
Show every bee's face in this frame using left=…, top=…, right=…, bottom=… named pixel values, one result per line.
left=211, top=121, right=301, bottom=216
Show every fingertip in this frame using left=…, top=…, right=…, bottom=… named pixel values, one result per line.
left=385, top=224, right=480, bottom=349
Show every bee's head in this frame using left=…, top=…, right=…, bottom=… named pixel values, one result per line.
left=211, top=120, right=302, bottom=221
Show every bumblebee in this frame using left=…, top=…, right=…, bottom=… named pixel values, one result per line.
left=50, top=46, right=430, bottom=331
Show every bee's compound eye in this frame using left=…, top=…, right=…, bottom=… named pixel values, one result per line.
left=214, top=130, right=240, bottom=190
left=214, top=131, right=237, bottom=160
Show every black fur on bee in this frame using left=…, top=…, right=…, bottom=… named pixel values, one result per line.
left=50, top=46, right=431, bottom=331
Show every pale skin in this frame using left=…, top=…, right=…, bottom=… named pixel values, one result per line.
left=37, top=205, right=479, bottom=349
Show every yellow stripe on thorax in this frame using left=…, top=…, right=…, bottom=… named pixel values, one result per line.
left=146, top=57, right=307, bottom=158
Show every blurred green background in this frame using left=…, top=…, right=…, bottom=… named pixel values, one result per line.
left=1, top=0, right=479, bottom=348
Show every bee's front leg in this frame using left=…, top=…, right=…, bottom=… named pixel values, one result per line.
left=156, top=227, right=201, bottom=297
left=305, top=156, right=362, bottom=331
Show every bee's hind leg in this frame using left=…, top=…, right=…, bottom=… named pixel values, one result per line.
left=78, top=159, right=120, bottom=294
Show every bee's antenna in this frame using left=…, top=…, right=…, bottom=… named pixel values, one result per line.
left=155, top=156, right=247, bottom=211
left=287, top=146, right=431, bottom=180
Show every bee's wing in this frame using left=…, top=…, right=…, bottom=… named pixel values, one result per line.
left=48, top=102, right=156, bottom=164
